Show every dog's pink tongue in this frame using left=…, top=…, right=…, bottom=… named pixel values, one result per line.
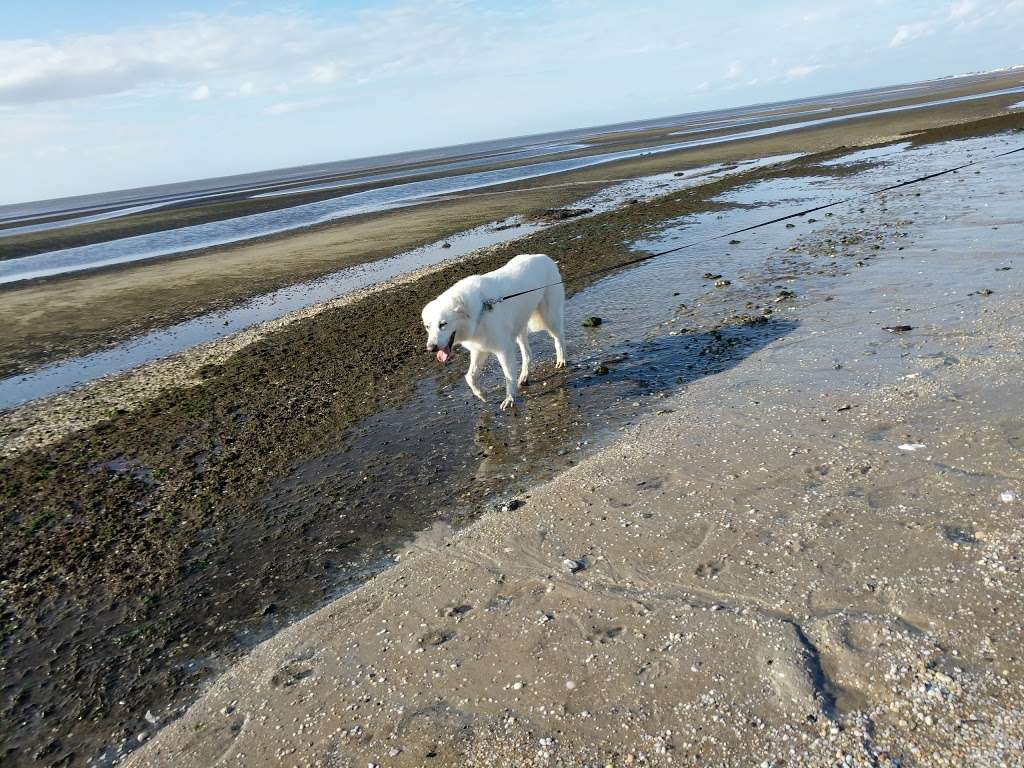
left=436, top=348, right=450, bottom=364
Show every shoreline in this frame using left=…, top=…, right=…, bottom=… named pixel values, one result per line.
left=0, top=94, right=1022, bottom=380
left=2, top=69, right=1020, bottom=258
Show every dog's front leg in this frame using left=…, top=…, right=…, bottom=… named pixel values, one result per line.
left=465, top=349, right=488, bottom=402
left=494, top=347, right=518, bottom=411
left=516, top=332, right=531, bottom=387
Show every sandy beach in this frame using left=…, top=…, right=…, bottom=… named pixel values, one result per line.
left=126, top=127, right=1024, bottom=766
left=2, top=76, right=1024, bottom=768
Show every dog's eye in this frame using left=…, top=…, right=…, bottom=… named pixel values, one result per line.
left=438, top=321, right=448, bottom=329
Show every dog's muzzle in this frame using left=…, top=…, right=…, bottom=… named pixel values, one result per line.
left=430, top=331, right=456, bottom=364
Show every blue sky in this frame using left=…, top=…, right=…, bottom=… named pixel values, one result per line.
left=1, top=0, right=1022, bottom=204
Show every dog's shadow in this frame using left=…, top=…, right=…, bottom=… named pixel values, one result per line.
left=564, top=316, right=799, bottom=398
left=463, top=317, right=799, bottom=476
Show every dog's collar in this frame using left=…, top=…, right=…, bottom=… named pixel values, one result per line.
left=481, top=298, right=496, bottom=312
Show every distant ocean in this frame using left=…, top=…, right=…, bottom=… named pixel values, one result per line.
left=4, top=68, right=1011, bottom=225
left=2, top=69, right=1021, bottom=288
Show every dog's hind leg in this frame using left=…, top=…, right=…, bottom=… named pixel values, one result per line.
left=465, top=348, right=488, bottom=402
left=535, top=286, right=567, bottom=368
left=549, top=322, right=567, bottom=369
left=494, top=345, right=519, bottom=411
left=516, top=329, right=532, bottom=387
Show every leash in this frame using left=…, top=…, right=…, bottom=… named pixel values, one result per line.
left=483, top=142, right=1024, bottom=308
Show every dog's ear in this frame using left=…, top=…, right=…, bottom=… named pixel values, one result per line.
left=450, top=295, right=471, bottom=318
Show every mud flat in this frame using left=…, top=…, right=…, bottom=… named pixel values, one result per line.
left=127, top=129, right=1024, bottom=766
left=2, top=114, right=1024, bottom=766
left=1, top=68, right=1018, bottom=260
left=1, top=74, right=1023, bottom=378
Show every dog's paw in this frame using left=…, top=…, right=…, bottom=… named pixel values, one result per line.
left=500, top=396, right=517, bottom=411
left=466, top=376, right=486, bottom=402
left=555, top=359, right=567, bottom=369
left=517, top=374, right=529, bottom=387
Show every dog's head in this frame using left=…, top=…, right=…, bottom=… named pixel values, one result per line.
left=422, top=293, right=474, bottom=364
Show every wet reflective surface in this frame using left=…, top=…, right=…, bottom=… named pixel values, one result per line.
left=3, top=76, right=1020, bottom=284
left=0, top=154, right=799, bottom=410
left=0, top=139, right=800, bottom=283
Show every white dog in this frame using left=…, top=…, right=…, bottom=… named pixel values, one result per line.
left=422, top=253, right=567, bottom=410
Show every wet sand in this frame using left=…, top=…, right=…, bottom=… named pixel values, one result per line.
left=1, top=77, right=1023, bottom=378
left=2, top=107, right=1023, bottom=767
left=127, top=128, right=1024, bottom=767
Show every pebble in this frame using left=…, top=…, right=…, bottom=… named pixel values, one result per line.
left=563, top=558, right=586, bottom=573
left=1000, top=491, right=1017, bottom=503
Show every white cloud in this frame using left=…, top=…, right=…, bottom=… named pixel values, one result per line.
left=263, top=97, right=336, bottom=116
left=32, top=143, right=69, bottom=160
left=0, top=4, right=487, bottom=106
left=310, top=63, right=342, bottom=85
left=0, top=110, right=73, bottom=155
left=948, top=0, right=978, bottom=19
left=238, top=81, right=255, bottom=97
left=800, top=6, right=844, bottom=23
left=786, top=64, right=822, bottom=79
left=889, top=21, right=936, bottom=47
left=190, top=84, right=210, bottom=101
left=890, top=0, right=1015, bottom=46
